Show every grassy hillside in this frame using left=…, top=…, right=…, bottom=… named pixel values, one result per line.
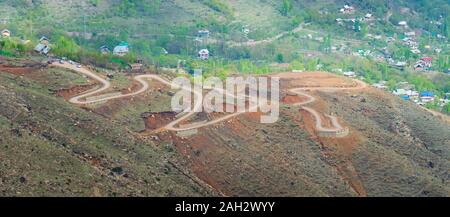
left=1, top=56, right=448, bottom=196
left=0, top=57, right=213, bottom=196
left=2, top=0, right=448, bottom=53
left=0, top=1, right=449, bottom=197
left=1, top=0, right=448, bottom=78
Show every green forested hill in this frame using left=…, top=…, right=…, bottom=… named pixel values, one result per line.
left=0, top=0, right=449, bottom=94
left=0, top=1, right=449, bottom=197
left=2, top=0, right=448, bottom=49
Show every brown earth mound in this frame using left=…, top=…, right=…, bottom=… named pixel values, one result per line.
left=142, top=112, right=177, bottom=130
left=56, top=84, right=97, bottom=100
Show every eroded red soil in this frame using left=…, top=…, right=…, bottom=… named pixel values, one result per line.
left=56, top=84, right=97, bottom=100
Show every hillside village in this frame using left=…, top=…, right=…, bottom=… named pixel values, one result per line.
left=333, top=4, right=447, bottom=71
left=3, top=28, right=449, bottom=115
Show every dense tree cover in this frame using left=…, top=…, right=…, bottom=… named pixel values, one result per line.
left=0, top=38, right=33, bottom=57
left=280, top=0, right=293, bottom=16
left=350, top=0, right=388, bottom=16
left=52, top=36, right=80, bottom=60
left=1, top=0, right=448, bottom=101
left=114, top=0, right=160, bottom=17
left=435, top=54, right=450, bottom=72
left=203, top=0, right=233, bottom=16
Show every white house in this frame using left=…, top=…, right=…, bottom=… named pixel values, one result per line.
left=340, top=5, right=355, bottom=14
left=343, top=71, right=356, bottom=77
left=198, top=49, right=209, bottom=60
left=407, top=90, right=419, bottom=99
left=1, top=29, right=10, bottom=38
left=398, top=21, right=408, bottom=26
left=393, top=89, right=407, bottom=95
left=113, top=42, right=129, bottom=56
left=414, top=57, right=432, bottom=70
left=394, top=61, right=407, bottom=67
left=405, top=31, right=416, bottom=37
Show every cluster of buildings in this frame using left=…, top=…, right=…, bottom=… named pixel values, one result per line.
left=342, top=20, right=442, bottom=73
left=97, top=29, right=210, bottom=60
left=96, top=41, right=130, bottom=56
left=2, top=27, right=211, bottom=62
left=396, top=21, right=439, bottom=71
left=397, top=21, right=423, bottom=57
left=389, top=82, right=448, bottom=107
left=393, top=88, right=419, bottom=101
left=342, top=71, right=447, bottom=109
left=401, top=35, right=420, bottom=54
left=1, top=30, right=50, bottom=55
left=336, top=13, right=375, bottom=26
left=336, top=4, right=376, bottom=32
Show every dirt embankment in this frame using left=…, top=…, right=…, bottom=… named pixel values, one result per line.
left=142, top=112, right=178, bottom=130
left=160, top=115, right=264, bottom=196
left=0, top=61, right=47, bottom=75
left=277, top=72, right=368, bottom=196
left=56, top=84, right=98, bottom=100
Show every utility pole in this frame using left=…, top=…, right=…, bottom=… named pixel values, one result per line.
left=30, top=20, right=33, bottom=37
left=84, top=13, right=87, bottom=41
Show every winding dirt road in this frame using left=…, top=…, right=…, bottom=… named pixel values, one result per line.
left=289, top=79, right=367, bottom=135
left=55, top=62, right=366, bottom=136
left=54, top=62, right=263, bottom=132
left=54, top=62, right=206, bottom=131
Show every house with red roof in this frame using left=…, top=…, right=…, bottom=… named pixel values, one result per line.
left=414, top=57, right=433, bottom=70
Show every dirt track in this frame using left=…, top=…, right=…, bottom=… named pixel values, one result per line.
left=56, top=63, right=366, bottom=137
left=228, top=24, right=304, bottom=47
left=289, top=79, right=367, bottom=136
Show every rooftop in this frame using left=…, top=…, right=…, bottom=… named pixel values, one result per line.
left=420, top=91, right=435, bottom=97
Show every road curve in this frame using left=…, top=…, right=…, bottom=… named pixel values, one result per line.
left=53, top=63, right=111, bottom=104
left=288, top=79, right=367, bottom=134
